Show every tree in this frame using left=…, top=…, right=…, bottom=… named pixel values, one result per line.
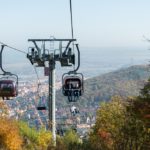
left=129, top=78, right=150, bottom=149
left=63, top=129, right=81, bottom=150
left=37, top=128, right=52, bottom=149
left=0, top=117, right=22, bottom=150
left=0, top=100, right=8, bottom=117
left=18, top=121, right=52, bottom=150
left=89, top=96, right=126, bottom=150
left=88, top=95, right=150, bottom=150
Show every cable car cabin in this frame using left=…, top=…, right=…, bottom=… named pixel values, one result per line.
left=36, top=96, right=47, bottom=110
left=62, top=75, right=84, bottom=102
left=0, top=80, right=18, bottom=99
left=70, top=106, right=79, bottom=116
left=37, top=106, right=47, bottom=111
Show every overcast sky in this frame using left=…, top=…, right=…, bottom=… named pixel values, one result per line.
left=0, top=0, right=150, bottom=50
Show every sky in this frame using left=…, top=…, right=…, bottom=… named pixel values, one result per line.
left=0, top=0, right=150, bottom=50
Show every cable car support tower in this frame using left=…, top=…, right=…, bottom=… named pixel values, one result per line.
left=27, top=0, right=84, bottom=146
left=27, top=38, right=82, bottom=145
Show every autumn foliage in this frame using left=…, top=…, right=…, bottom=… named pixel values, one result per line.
left=88, top=79, right=150, bottom=150
left=0, top=117, right=22, bottom=150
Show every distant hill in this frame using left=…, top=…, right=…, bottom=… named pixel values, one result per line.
left=56, top=65, right=150, bottom=108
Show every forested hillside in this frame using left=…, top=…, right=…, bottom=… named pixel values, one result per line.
left=56, top=65, right=150, bottom=107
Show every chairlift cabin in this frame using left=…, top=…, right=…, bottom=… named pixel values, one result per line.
left=70, top=105, right=79, bottom=116
left=62, top=73, right=84, bottom=102
left=37, top=105, right=47, bottom=110
left=37, top=96, right=47, bottom=110
left=37, top=106, right=47, bottom=111
left=0, top=75, right=18, bottom=99
left=0, top=45, right=18, bottom=99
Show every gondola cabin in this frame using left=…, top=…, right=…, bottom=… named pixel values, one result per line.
left=0, top=80, right=18, bottom=97
left=36, top=96, right=47, bottom=110
left=37, top=106, right=47, bottom=110
left=63, top=76, right=82, bottom=96
left=62, top=74, right=84, bottom=102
